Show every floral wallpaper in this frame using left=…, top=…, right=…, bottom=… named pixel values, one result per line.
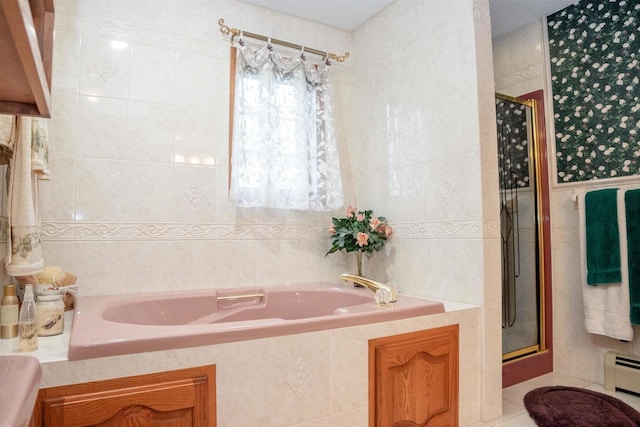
left=548, top=0, right=640, bottom=183
left=496, top=97, right=530, bottom=189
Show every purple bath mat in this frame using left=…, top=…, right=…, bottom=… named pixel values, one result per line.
left=524, top=386, right=640, bottom=426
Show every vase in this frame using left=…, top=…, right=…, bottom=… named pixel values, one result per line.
left=354, top=251, right=364, bottom=287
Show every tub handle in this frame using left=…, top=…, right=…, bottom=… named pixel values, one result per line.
left=217, top=293, right=264, bottom=302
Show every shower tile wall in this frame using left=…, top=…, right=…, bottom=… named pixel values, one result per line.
left=493, top=18, right=640, bottom=384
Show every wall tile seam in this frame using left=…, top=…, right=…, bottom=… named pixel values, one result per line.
left=66, top=157, right=221, bottom=165
left=76, top=17, right=354, bottom=62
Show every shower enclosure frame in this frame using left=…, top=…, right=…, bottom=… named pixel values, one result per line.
left=498, top=90, right=554, bottom=388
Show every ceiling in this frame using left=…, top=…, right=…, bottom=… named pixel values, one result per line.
left=240, top=0, right=578, bottom=37
left=239, top=0, right=396, bottom=31
left=489, top=0, right=578, bottom=37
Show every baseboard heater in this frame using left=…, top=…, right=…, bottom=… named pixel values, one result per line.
left=604, top=352, right=640, bottom=396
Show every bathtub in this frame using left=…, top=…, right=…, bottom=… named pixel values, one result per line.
left=68, top=283, right=445, bottom=360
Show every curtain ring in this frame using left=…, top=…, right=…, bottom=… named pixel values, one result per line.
left=300, top=46, right=305, bottom=60
left=239, top=30, right=245, bottom=46
left=267, top=37, right=273, bottom=50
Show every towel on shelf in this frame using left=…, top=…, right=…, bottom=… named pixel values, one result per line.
left=625, top=189, right=640, bottom=325
left=30, top=117, right=50, bottom=180
left=5, top=117, right=44, bottom=277
left=0, top=114, right=16, bottom=164
left=585, top=189, right=622, bottom=285
left=578, top=190, right=633, bottom=341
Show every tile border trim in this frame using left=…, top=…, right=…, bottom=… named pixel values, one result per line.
left=40, top=219, right=500, bottom=241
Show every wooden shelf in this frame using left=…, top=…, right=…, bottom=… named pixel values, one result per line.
left=0, top=0, right=53, bottom=117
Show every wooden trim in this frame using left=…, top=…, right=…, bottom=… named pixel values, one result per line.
left=42, top=0, right=54, bottom=12
left=228, top=46, right=236, bottom=191
left=0, top=100, right=41, bottom=116
left=0, top=0, right=52, bottom=117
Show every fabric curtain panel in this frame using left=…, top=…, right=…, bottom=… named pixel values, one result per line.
left=230, top=45, right=343, bottom=211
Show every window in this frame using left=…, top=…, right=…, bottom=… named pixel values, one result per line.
left=228, top=45, right=343, bottom=211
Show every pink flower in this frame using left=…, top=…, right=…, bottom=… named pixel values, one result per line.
left=329, top=225, right=336, bottom=235
left=357, top=213, right=364, bottom=222
left=383, top=224, right=393, bottom=238
left=370, top=217, right=381, bottom=230
left=356, top=232, right=369, bottom=247
left=346, top=205, right=356, bottom=218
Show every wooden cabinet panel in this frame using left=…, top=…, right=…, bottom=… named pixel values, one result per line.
left=369, top=325, right=459, bottom=427
left=31, top=365, right=216, bottom=427
left=0, top=0, right=53, bottom=117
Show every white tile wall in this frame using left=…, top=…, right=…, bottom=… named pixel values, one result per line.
left=352, top=0, right=501, bottom=422
left=18, top=0, right=504, bottom=424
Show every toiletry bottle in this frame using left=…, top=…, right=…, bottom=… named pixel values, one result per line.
left=19, top=284, right=38, bottom=351
left=1, top=284, right=19, bottom=339
left=37, top=293, right=64, bottom=336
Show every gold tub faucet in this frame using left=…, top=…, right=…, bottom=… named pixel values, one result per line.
left=340, top=274, right=397, bottom=304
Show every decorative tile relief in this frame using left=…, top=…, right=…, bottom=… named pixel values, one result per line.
left=41, top=222, right=254, bottom=240
left=40, top=219, right=500, bottom=241
left=439, top=182, right=456, bottom=203
left=285, top=357, right=313, bottom=399
left=551, top=227, right=580, bottom=243
left=184, top=184, right=205, bottom=207
left=93, top=57, right=118, bottom=82
left=494, top=64, right=543, bottom=91
left=393, top=219, right=500, bottom=239
left=548, top=0, right=640, bottom=183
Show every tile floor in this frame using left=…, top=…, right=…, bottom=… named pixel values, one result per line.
left=470, top=372, right=640, bottom=426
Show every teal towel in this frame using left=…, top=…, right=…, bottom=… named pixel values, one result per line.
left=585, top=189, right=621, bottom=285
left=625, top=189, right=640, bottom=324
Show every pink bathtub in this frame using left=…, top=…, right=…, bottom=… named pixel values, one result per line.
left=68, top=283, right=445, bottom=360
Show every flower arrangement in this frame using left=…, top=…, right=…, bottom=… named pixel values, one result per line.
left=326, top=206, right=393, bottom=276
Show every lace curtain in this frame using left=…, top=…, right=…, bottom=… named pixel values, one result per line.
left=229, top=44, right=344, bottom=211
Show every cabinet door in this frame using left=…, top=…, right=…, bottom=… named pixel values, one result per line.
left=32, top=365, right=216, bottom=427
left=369, top=325, right=459, bottom=427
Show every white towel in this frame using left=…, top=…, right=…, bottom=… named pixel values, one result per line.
left=0, top=114, right=16, bottom=164
left=5, top=117, right=44, bottom=277
left=578, top=190, right=634, bottom=341
left=31, top=117, right=50, bottom=180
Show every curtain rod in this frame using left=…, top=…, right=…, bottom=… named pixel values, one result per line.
left=218, top=18, right=350, bottom=63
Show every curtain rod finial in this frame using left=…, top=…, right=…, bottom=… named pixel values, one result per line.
left=218, top=18, right=240, bottom=44
left=329, top=52, right=350, bottom=63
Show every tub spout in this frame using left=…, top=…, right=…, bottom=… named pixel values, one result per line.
left=340, top=274, right=397, bottom=304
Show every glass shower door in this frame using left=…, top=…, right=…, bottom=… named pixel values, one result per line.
left=496, top=94, right=543, bottom=361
